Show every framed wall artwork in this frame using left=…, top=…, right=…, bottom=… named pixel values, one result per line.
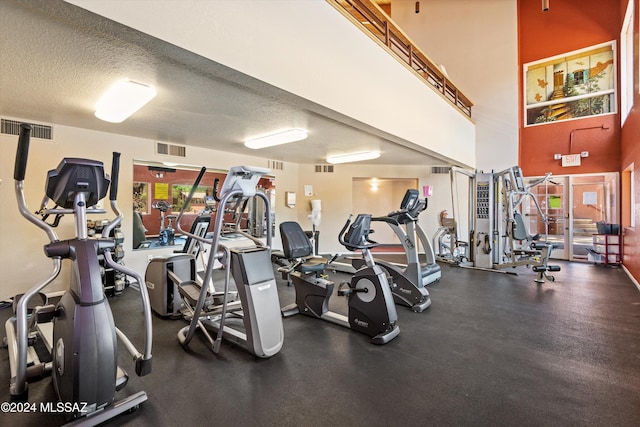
left=524, top=41, right=616, bottom=126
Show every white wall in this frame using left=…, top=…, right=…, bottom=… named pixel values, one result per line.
left=0, top=120, right=299, bottom=300
left=392, top=0, right=519, bottom=171
left=1, top=119, right=457, bottom=301
left=291, top=163, right=454, bottom=255
left=1, top=1, right=495, bottom=299
left=66, top=0, right=476, bottom=168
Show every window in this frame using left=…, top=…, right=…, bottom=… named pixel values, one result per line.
left=572, top=70, right=585, bottom=86
left=621, top=0, right=634, bottom=125
left=622, top=163, right=635, bottom=228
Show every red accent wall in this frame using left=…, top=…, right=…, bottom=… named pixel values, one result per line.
left=519, top=0, right=640, bottom=283
left=133, top=165, right=273, bottom=237
left=133, top=166, right=226, bottom=236
left=518, top=0, right=621, bottom=177
left=619, top=0, right=640, bottom=282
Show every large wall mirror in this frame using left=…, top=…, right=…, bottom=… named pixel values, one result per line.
left=132, top=161, right=275, bottom=250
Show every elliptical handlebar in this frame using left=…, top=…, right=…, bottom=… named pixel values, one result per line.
left=109, top=152, right=120, bottom=201
left=338, top=214, right=353, bottom=245
left=14, top=123, right=31, bottom=182
left=175, top=166, right=208, bottom=240
left=102, top=152, right=123, bottom=238
left=212, top=177, right=221, bottom=202
left=10, top=125, right=62, bottom=397
left=13, top=124, right=59, bottom=243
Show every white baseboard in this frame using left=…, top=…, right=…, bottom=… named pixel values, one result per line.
left=622, top=265, right=640, bottom=292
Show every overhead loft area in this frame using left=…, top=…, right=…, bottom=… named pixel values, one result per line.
left=62, top=0, right=476, bottom=168
left=329, top=0, right=473, bottom=118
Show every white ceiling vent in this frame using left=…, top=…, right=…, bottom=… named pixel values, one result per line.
left=431, top=166, right=451, bottom=174
left=315, top=164, right=334, bottom=173
left=268, top=160, right=284, bottom=170
left=156, top=141, right=186, bottom=157
left=1, top=118, right=53, bottom=140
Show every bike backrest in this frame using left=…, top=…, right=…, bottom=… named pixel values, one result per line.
left=45, top=158, right=109, bottom=208
left=280, top=221, right=313, bottom=259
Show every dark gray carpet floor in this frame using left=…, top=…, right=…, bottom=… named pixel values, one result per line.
left=1, top=259, right=639, bottom=426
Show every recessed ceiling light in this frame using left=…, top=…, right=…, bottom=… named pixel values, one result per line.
left=95, top=80, right=156, bottom=123
left=327, top=151, right=381, bottom=164
left=244, top=128, right=308, bottom=149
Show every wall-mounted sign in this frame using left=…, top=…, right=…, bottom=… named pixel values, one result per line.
left=562, top=154, right=581, bottom=167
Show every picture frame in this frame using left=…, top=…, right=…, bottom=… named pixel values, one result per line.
left=524, top=41, right=616, bottom=126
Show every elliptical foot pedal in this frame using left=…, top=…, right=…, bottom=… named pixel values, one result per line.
left=35, top=304, right=57, bottom=323
left=115, top=366, right=129, bottom=391
left=178, top=280, right=212, bottom=307
left=13, top=292, right=47, bottom=315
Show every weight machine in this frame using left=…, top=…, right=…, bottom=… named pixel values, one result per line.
left=436, top=165, right=560, bottom=283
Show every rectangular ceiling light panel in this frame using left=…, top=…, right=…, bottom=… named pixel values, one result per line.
left=244, top=128, right=308, bottom=149
left=95, top=80, right=156, bottom=123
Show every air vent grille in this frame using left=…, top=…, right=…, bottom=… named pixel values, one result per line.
left=156, top=142, right=186, bottom=157
left=268, top=160, right=284, bottom=170
left=315, top=164, right=334, bottom=173
left=431, top=166, right=451, bottom=174
left=1, top=119, right=53, bottom=140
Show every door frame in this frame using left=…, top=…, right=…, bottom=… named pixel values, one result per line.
left=526, top=172, right=619, bottom=261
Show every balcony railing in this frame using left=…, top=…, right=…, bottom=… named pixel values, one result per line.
left=328, top=0, right=473, bottom=118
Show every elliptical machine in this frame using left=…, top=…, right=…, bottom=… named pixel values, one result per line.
left=279, top=214, right=400, bottom=345
left=5, top=124, right=153, bottom=423
left=171, top=166, right=284, bottom=358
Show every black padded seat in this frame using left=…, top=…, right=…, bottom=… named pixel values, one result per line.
left=298, top=257, right=327, bottom=274
left=279, top=221, right=327, bottom=274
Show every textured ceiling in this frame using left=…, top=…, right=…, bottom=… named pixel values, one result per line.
left=0, top=0, right=449, bottom=166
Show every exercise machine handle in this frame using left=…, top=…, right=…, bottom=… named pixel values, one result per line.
left=109, top=152, right=121, bottom=201
left=14, top=124, right=31, bottom=181
left=102, top=152, right=124, bottom=238
left=175, top=166, right=207, bottom=236
left=337, top=215, right=353, bottom=247
left=183, top=166, right=207, bottom=211
left=212, top=178, right=221, bottom=202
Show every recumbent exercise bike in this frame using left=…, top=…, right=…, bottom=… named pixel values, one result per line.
left=279, top=214, right=400, bottom=344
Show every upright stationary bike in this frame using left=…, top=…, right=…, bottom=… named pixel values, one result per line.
left=364, top=189, right=436, bottom=312
left=152, top=200, right=175, bottom=246
left=5, top=124, right=153, bottom=423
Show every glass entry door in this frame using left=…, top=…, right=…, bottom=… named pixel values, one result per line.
left=526, top=177, right=569, bottom=259
left=525, top=173, right=618, bottom=261
left=570, top=174, right=618, bottom=260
